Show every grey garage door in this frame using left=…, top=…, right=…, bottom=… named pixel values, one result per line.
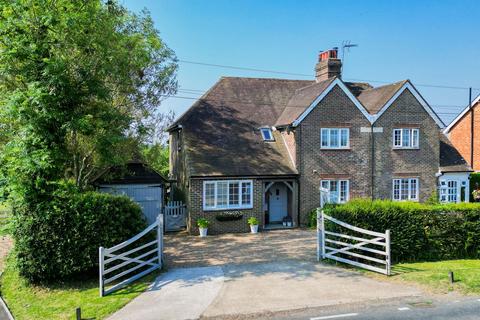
left=99, top=184, right=163, bottom=225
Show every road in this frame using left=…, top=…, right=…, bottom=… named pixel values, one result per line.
left=252, top=297, right=480, bottom=320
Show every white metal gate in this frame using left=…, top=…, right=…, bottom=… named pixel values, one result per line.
left=163, top=201, right=186, bottom=231
left=99, top=215, right=164, bottom=296
left=317, top=209, right=391, bottom=275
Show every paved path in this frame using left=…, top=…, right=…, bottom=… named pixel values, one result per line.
left=109, top=261, right=422, bottom=320
left=108, top=267, right=224, bottom=320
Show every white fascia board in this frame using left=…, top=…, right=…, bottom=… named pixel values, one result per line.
left=444, top=94, right=480, bottom=133
left=292, top=78, right=374, bottom=127
left=372, top=82, right=445, bottom=128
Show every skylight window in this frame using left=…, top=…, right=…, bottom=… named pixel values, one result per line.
left=260, top=128, right=274, bottom=141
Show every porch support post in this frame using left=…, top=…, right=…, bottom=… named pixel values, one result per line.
left=292, top=180, right=299, bottom=227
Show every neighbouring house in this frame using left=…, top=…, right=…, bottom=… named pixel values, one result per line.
left=444, top=95, right=480, bottom=171
left=94, top=161, right=168, bottom=224
left=168, top=49, right=472, bottom=234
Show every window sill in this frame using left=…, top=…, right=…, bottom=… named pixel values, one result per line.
left=320, top=147, right=351, bottom=151
left=392, top=147, right=419, bottom=150
left=203, top=206, right=254, bottom=212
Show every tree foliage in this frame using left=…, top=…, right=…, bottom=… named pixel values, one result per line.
left=0, top=0, right=177, bottom=196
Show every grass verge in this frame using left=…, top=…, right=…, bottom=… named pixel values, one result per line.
left=392, top=259, right=480, bottom=295
left=0, top=256, right=158, bottom=320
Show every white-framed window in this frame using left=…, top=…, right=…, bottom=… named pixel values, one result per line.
left=321, top=128, right=350, bottom=149
left=439, top=180, right=459, bottom=203
left=203, top=180, right=253, bottom=210
left=393, top=128, right=419, bottom=149
left=260, top=128, right=274, bottom=141
left=392, top=178, right=419, bottom=201
left=320, top=179, right=349, bottom=204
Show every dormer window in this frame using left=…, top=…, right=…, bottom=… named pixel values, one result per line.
left=260, top=128, right=274, bottom=141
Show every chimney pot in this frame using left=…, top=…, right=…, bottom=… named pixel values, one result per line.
left=315, top=48, right=342, bottom=82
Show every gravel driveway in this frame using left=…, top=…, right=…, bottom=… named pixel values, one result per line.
left=164, top=228, right=317, bottom=268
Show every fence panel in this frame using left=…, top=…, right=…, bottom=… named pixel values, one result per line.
left=317, top=208, right=391, bottom=275
left=99, top=214, right=164, bottom=296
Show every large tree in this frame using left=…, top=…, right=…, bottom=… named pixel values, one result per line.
left=0, top=0, right=177, bottom=199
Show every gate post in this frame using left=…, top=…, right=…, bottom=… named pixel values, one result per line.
left=157, top=214, right=164, bottom=268
left=99, top=247, right=105, bottom=297
left=385, top=229, right=391, bottom=276
left=317, top=208, right=325, bottom=261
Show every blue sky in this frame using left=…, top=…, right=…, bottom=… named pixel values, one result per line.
left=124, top=0, right=480, bottom=125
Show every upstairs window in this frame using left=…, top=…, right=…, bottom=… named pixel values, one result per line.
left=393, top=128, right=419, bottom=149
left=392, top=178, right=418, bottom=201
left=260, top=128, right=274, bottom=141
left=321, top=128, right=349, bottom=149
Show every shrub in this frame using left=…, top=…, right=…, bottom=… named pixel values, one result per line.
left=197, top=218, right=209, bottom=228
left=247, top=217, right=259, bottom=225
left=321, top=199, right=480, bottom=263
left=13, top=186, right=146, bottom=283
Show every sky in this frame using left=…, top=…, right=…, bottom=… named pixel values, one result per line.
left=123, top=0, right=480, bottom=126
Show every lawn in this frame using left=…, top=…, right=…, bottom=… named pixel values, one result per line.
left=0, top=257, right=158, bottom=320
left=392, top=259, right=480, bottom=295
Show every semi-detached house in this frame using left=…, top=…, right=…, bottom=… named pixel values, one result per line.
left=168, top=49, right=472, bottom=234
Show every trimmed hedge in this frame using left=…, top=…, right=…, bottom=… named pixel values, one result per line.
left=312, top=199, right=480, bottom=263
left=13, top=187, right=147, bottom=283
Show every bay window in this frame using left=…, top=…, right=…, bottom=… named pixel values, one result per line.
left=203, top=180, right=253, bottom=210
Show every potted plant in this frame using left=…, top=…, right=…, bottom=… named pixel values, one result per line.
left=247, top=217, right=259, bottom=233
left=197, top=218, right=210, bottom=237
left=282, top=217, right=288, bottom=227
left=286, top=216, right=293, bottom=227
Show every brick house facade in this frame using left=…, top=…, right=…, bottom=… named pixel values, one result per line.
left=168, top=49, right=471, bottom=234
left=444, top=96, right=480, bottom=171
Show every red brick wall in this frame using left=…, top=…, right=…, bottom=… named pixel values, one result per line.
left=448, top=102, right=480, bottom=171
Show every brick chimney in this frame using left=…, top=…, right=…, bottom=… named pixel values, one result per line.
left=315, top=48, right=342, bottom=82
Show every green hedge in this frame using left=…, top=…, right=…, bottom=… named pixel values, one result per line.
left=13, top=187, right=147, bottom=283
left=312, top=199, right=480, bottom=263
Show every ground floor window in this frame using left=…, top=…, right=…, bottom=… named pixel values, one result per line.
left=203, top=180, right=253, bottom=210
left=439, top=179, right=467, bottom=203
left=392, top=178, right=418, bottom=201
left=320, top=180, right=349, bottom=204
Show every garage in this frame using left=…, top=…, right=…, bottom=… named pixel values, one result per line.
left=94, top=161, right=167, bottom=225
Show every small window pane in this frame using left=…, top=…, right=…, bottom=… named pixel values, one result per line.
left=340, top=129, right=349, bottom=147
left=229, top=182, right=239, bottom=205
left=402, top=129, right=410, bottom=147
left=205, top=183, right=215, bottom=207
left=394, top=130, right=401, bottom=147
left=410, top=179, right=417, bottom=199
left=412, top=129, right=419, bottom=147
left=261, top=128, right=273, bottom=141
left=217, top=181, right=228, bottom=207
left=321, top=129, right=329, bottom=147
left=330, top=129, right=339, bottom=147
left=241, top=182, right=251, bottom=205
left=393, top=180, right=400, bottom=200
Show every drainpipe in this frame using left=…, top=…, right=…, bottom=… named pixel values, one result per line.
left=469, top=88, right=474, bottom=168
left=371, top=121, right=375, bottom=200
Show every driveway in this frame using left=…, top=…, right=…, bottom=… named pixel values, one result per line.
left=109, top=229, right=423, bottom=320
left=163, top=228, right=317, bottom=268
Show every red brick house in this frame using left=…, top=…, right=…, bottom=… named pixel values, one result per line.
left=168, top=49, right=472, bottom=234
left=444, top=95, right=480, bottom=171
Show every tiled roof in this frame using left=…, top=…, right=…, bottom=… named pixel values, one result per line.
left=439, top=133, right=473, bottom=172
left=175, top=77, right=312, bottom=177
left=356, top=80, right=408, bottom=115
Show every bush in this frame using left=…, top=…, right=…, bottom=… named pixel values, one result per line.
left=13, top=186, right=146, bottom=283
left=321, top=199, right=480, bottom=263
